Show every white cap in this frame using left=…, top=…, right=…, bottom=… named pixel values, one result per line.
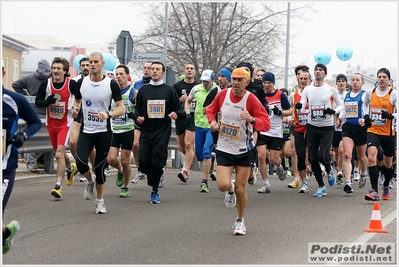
left=200, top=69, right=215, bottom=82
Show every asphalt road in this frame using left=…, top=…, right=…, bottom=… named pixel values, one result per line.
left=2, top=166, right=397, bottom=265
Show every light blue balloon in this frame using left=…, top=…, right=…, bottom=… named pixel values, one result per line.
left=102, top=53, right=116, bottom=71
left=336, top=46, right=353, bottom=61
left=314, top=50, right=331, bottom=65
left=74, top=54, right=86, bottom=71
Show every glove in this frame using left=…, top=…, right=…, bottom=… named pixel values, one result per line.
left=45, top=94, right=57, bottom=105
left=186, top=113, right=192, bottom=121
left=127, top=112, right=137, bottom=120
left=272, top=106, right=282, bottom=116
left=9, top=132, right=26, bottom=148
left=324, top=108, right=335, bottom=115
left=364, top=115, right=372, bottom=128
left=381, top=110, right=394, bottom=120
left=295, top=102, right=302, bottom=110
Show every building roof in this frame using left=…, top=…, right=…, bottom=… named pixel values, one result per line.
left=21, top=49, right=73, bottom=73
left=2, top=34, right=32, bottom=52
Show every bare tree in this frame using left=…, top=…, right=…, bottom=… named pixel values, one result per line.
left=132, top=2, right=311, bottom=80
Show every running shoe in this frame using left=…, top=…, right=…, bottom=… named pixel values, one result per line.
left=132, top=171, right=146, bottom=183
left=159, top=172, right=166, bottom=188
left=209, top=152, right=216, bottom=174
left=119, top=187, right=131, bottom=198
left=276, top=167, right=286, bottom=181
left=365, top=189, right=380, bottom=201
left=224, top=183, right=236, bottom=209
left=257, top=184, right=271, bottom=194
left=233, top=219, right=246, bottom=235
left=95, top=200, right=107, bottom=214
left=178, top=169, right=189, bottom=183
left=353, top=170, right=360, bottom=181
left=200, top=182, right=209, bottom=193
left=84, top=180, right=95, bottom=200
left=287, top=179, right=301, bottom=188
left=327, top=169, right=336, bottom=186
left=115, top=171, right=123, bottom=187
left=150, top=192, right=160, bottom=204
left=336, top=173, right=343, bottom=185
left=248, top=164, right=257, bottom=185
left=358, top=174, right=367, bottom=188
left=51, top=184, right=62, bottom=199
left=2, top=220, right=20, bottom=254
left=298, top=183, right=308, bottom=193
left=382, top=186, right=390, bottom=200
left=210, top=170, right=217, bottom=181
left=79, top=173, right=87, bottom=182
left=378, top=173, right=384, bottom=186
left=389, top=178, right=394, bottom=189
left=343, top=182, right=353, bottom=193
left=313, top=186, right=327, bottom=197
left=66, top=163, right=76, bottom=186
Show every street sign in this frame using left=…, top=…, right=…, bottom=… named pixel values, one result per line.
left=131, top=52, right=163, bottom=62
left=116, top=30, right=133, bottom=65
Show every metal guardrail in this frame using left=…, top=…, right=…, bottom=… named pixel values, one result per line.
left=19, top=96, right=194, bottom=172
left=18, top=118, right=55, bottom=173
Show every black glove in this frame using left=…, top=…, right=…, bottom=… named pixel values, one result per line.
left=272, top=106, right=282, bottom=116
left=45, top=94, right=57, bottom=105
left=324, top=108, right=335, bottom=115
left=127, top=112, right=137, bottom=120
left=9, top=132, right=26, bottom=148
left=186, top=113, right=191, bottom=121
left=381, top=110, right=394, bottom=120
left=295, top=102, right=302, bottom=110
left=364, top=115, right=372, bottom=128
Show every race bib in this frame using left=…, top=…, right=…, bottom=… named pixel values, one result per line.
left=298, top=109, right=310, bottom=125
left=370, top=108, right=386, bottom=126
left=86, top=108, right=104, bottom=126
left=147, top=100, right=165, bottom=119
left=49, top=102, right=65, bottom=119
left=220, top=120, right=240, bottom=143
left=310, top=105, right=326, bottom=121
left=112, top=100, right=129, bottom=124
left=345, top=101, right=358, bottom=118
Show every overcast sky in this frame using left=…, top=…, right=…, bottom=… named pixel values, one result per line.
left=1, top=1, right=398, bottom=85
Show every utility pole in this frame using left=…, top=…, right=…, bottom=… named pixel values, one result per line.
left=163, top=2, right=169, bottom=65
left=284, top=2, right=291, bottom=90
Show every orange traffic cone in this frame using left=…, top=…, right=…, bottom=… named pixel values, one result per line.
left=364, top=202, right=388, bottom=233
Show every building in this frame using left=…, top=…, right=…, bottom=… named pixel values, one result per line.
left=2, top=34, right=32, bottom=89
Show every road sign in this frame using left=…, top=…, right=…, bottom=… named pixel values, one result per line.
left=131, top=52, right=163, bottom=62
left=116, top=30, right=133, bottom=65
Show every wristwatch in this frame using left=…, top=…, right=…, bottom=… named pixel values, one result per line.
left=108, top=111, right=113, bottom=118
left=22, top=132, right=28, bottom=140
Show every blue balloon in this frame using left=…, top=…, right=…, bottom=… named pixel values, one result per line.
left=314, top=50, right=331, bottom=65
left=102, top=53, right=116, bottom=71
left=336, top=46, right=353, bottom=61
left=74, top=54, right=86, bottom=71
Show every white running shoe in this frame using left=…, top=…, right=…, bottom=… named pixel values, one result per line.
left=233, top=219, right=246, bottom=235
left=84, top=180, right=95, bottom=200
left=159, top=172, right=166, bottom=188
left=224, top=183, right=236, bottom=209
left=132, top=171, right=146, bottom=183
left=95, top=200, right=107, bottom=214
